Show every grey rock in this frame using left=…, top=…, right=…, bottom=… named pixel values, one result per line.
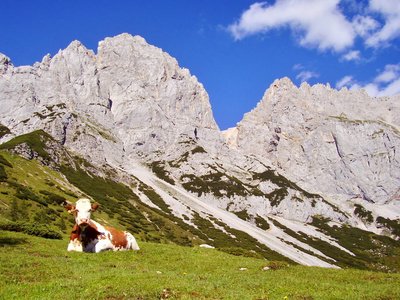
left=227, top=77, right=400, bottom=206
left=0, top=34, right=225, bottom=169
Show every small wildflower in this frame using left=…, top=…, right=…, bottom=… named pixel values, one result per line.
left=162, top=289, right=170, bottom=299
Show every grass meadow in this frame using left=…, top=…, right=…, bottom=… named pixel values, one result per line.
left=1, top=230, right=400, bottom=300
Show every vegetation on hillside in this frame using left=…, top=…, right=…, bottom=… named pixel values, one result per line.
left=0, top=220, right=62, bottom=239
left=0, top=132, right=293, bottom=262
left=0, top=129, right=55, bottom=160
left=1, top=130, right=400, bottom=273
left=0, top=124, right=11, bottom=139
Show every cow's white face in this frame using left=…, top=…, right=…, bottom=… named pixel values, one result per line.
left=72, top=199, right=99, bottom=229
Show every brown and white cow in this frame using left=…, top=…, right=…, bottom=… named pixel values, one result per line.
left=65, top=198, right=139, bottom=253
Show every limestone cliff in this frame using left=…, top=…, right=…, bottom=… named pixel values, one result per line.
left=0, top=33, right=225, bottom=168
left=226, top=77, right=400, bottom=207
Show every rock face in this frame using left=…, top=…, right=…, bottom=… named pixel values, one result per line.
left=0, top=33, right=225, bottom=168
left=227, top=77, right=400, bottom=205
left=96, top=35, right=225, bottom=160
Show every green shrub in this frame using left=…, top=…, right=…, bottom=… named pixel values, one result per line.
left=39, top=190, right=67, bottom=205
left=376, top=216, right=400, bottom=237
left=14, top=185, right=47, bottom=206
left=9, top=198, right=29, bottom=221
left=0, top=220, right=62, bottom=239
left=234, top=210, right=250, bottom=221
left=217, top=247, right=263, bottom=259
left=255, top=215, right=270, bottom=230
left=139, top=183, right=171, bottom=213
left=181, top=171, right=249, bottom=198
left=33, top=210, right=52, bottom=224
left=171, top=151, right=190, bottom=166
left=0, top=153, right=11, bottom=182
left=45, top=180, right=55, bottom=186
left=354, top=204, right=374, bottom=223
left=0, top=165, right=7, bottom=182
left=191, top=146, right=206, bottom=154
left=202, top=172, right=248, bottom=198
left=253, top=170, right=320, bottom=199
left=268, top=188, right=288, bottom=207
left=151, top=161, right=175, bottom=185
left=0, top=124, right=11, bottom=139
left=181, top=174, right=209, bottom=196
left=0, top=154, right=12, bottom=168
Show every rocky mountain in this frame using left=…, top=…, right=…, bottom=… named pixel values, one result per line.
left=1, top=33, right=399, bottom=270
left=225, top=78, right=400, bottom=203
left=224, top=78, right=400, bottom=218
left=0, top=34, right=224, bottom=165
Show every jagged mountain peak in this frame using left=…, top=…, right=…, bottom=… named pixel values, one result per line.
left=252, top=77, right=394, bottom=121
left=0, top=53, right=11, bottom=65
left=97, top=33, right=160, bottom=55
left=0, top=33, right=225, bottom=164
left=65, top=39, right=86, bottom=50
left=0, top=53, right=12, bottom=73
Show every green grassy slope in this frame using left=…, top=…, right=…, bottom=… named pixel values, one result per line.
left=0, top=150, right=79, bottom=230
left=0, top=131, right=290, bottom=263
left=1, top=230, right=400, bottom=300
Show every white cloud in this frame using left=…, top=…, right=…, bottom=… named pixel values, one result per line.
left=292, top=63, right=304, bottom=70
left=366, top=0, right=400, bottom=47
left=375, top=64, right=400, bottom=83
left=373, top=64, right=400, bottom=96
left=228, top=0, right=355, bottom=52
left=336, top=75, right=354, bottom=89
left=379, top=77, right=400, bottom=96
left=352, top=15, right=379, bottom=38
left=341, top=50, right=361, bottom=61
left=296, top=70, right=319, bottom=82
left=228, top=0, right=400, bottom=53
left=336, top=63, right=400, bottom=97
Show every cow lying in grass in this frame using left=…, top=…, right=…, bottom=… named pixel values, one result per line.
left=65, top=198, right=139, bottom=253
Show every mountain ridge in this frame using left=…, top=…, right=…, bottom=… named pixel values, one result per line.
left=226, top=76, right=400, bottom=206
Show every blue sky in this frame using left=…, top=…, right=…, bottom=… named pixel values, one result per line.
left=1, top=0, right=400, bottom=130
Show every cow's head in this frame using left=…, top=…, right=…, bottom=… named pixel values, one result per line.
left=66, top=198, right=99, bottom=229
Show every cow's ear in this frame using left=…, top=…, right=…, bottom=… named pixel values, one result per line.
left=91, top=204, right=99, bottom=211
left=66, top=205, right=75, bottom=214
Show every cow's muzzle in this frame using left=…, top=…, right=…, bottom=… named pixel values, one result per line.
left=78, top=218, right=89, bottom=228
